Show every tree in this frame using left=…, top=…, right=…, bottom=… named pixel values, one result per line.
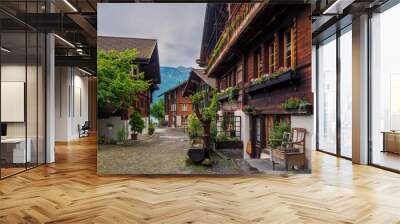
left=190, top=90, right=218, bottom=158
left=150, top=99, right=165, bottom=123
left=97, top=49, right=150, bottom=114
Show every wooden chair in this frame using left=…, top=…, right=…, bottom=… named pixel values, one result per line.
left=271, top=128, right=306, bottom=170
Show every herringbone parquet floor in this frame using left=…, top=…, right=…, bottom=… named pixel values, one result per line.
left=1, top=135, right=400, bottom=223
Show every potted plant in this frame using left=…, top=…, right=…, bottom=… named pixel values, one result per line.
left=148, top=122, right=155, bottom=135
left=129, top=111, right=144, bottom=140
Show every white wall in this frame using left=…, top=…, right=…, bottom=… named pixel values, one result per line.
left=235, top=110, right=251, bottom=159
left=54, top=67, right=89, bottom=141
left=291, top=115, right=314, bottom=169
left=98, top=116, right=129, bottom=141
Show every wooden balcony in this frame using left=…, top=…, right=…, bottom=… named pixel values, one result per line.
left=206, top=2, right=265, bottom=76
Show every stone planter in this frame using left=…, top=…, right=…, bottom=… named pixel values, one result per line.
left=215, top=140, right=243, bottom=149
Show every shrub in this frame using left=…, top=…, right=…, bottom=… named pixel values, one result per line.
left=148, top=122, right=155, bottom=135
left=281, top=98, right=311, bottom=111
left=129, top=111, right=144, bottom=134
left=216, top=133, right=239, bottom=142
left=268, top=121, right=290, bottom=148
left=116, top=127, right=127, bottom=142
left=243, top=105, right=254, bottom=114
left=188, top=114, right=203, bottom=139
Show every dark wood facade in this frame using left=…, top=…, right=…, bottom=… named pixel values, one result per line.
left=97, top=36, right=161, bottom=119
left=199, top=3, right=312, bottom=158
left=162, top=82, right=192, bottom=128
left=183, top=69, right=216, bottom=109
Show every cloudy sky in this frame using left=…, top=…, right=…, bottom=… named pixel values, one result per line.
left=98, top=3, right=206, bottom=68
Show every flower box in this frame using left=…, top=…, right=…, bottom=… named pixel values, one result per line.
left=218, top=91, right=239, bottom=101
left=246, top=70, right=299, bottom=95
left=217, top=87, right=239, bottom=102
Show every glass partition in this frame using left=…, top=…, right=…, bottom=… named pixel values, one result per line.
left=370, top=3, right=400, bottom=171
left=339, top=26, right=352, bottom=158
left=1, top=31, right=28, bottom=177
left=317, top=35, right=337, bottom=155
left=0, top=3, right=46, bottom=179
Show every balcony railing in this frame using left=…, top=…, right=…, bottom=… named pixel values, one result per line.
left=207, top=3, right=260, bottom=74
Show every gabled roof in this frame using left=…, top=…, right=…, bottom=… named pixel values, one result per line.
left=158, top=81, right=188, bottom=97
left=192, top=68, right=216, bottom=88
left=183, top=68, right=216, bottom=97
left=97, top=35, right=161, bottom=85
left=97, top=36, right=157, bottom=62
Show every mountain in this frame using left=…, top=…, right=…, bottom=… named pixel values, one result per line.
left=152, top=66, right=191, bottom=103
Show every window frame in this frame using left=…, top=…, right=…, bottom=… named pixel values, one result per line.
left=268, top=42, right=275, bottom=73
left=283, top=27, right=295, bottom=68
left=254, top=48, right=263, bottom=78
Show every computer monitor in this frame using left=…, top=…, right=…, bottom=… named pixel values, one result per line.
left=1, top=123, right=7, bottom=137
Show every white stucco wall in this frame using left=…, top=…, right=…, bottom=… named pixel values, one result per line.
left=98, top=116, right=149, bottom=141
left=291, top=115, right=314, bottom=170
left=98, top=116, right=129, bottom=141
left=234, top=110, right=251, bottom=159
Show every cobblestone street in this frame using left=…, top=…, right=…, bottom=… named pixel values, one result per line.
left=98, top=127, right=261, bottom=175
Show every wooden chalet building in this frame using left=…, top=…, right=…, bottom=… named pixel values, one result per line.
left=198, top=3, right=313, bottom=167
left=97, top=36, right=161, bottom=138
left=161, top=81, right=192, bottom=128
left=182, top=68, right=216, bottom=104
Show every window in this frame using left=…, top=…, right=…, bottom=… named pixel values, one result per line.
left=268, top=42, right=275, bottom=73
left=171, top=104, right=176, bottom=112
left=284, top=28, right=294, bottom=68
left=232, top=67, right=237, bottom=86
left=182, top=103, right=187, bottom=112
left=370, top=4, right=400, bottom=171
left=254, top=48, right=262, bottom=78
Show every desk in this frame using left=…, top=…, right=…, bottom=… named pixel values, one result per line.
left=382, top=131, right=400, bottom=154
left=1, top=138, right=31, bottom=163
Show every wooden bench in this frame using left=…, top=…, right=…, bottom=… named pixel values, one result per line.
left=271, top=128, right=306, bottom=170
